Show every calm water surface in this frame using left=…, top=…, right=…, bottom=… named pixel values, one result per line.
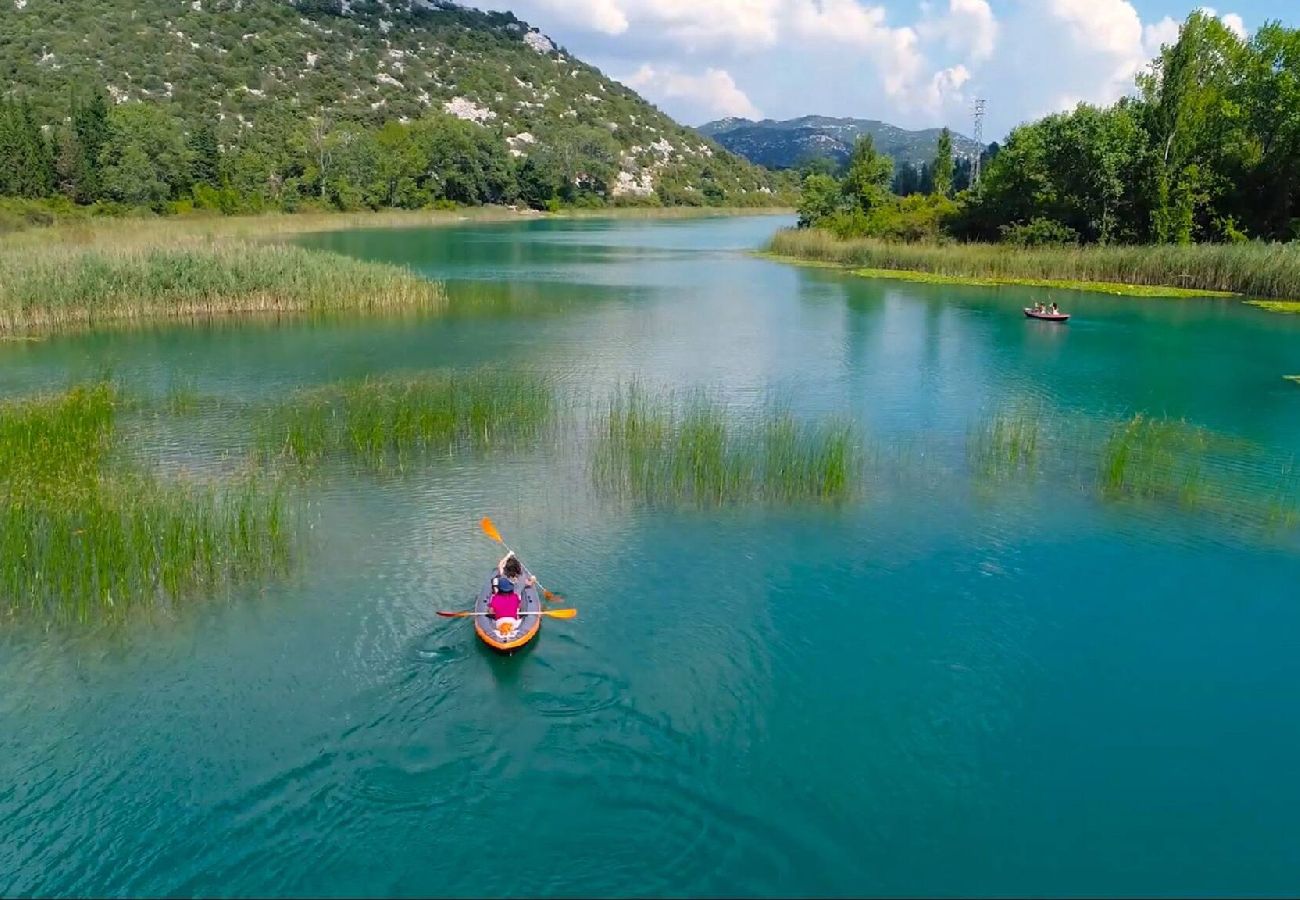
left=3, top=215, right=1300, bottom=896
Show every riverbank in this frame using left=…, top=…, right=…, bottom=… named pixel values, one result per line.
left=766, top=228, right=1300, bottom=307
left=0, top=207, right=790, bottom=335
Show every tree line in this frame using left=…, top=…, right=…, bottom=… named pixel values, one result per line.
left=798, top=11, right=1300, bottom=246
left=0, top=85, right=779, bottom=218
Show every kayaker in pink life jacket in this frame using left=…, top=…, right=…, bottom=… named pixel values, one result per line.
left=488, top=575, right=522, bottom=628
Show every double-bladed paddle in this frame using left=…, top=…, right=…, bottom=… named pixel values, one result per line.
left=437, top=608, right=578, bottom=619
left=479, top=516, right=565, bottom=604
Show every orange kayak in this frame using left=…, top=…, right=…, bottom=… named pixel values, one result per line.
left=472, top=566, right=542, bottom=653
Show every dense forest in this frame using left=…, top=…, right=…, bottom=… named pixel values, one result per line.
left=0, top=0, right=794, bottom=223
left=799, top=12, right=1300, bottom=246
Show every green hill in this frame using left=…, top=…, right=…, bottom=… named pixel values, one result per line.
left=0, top=0, right=793, bottom=212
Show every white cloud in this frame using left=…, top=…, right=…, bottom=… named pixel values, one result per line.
left=1195, top=7, right=1248, bottom=40
left=536, top=0, right=629, bottom=36
left=1142, top=16, right=1181, bottom=56
left=480, top=0, right=1248, bottom=139
left=536, top=0, right=782, bottom=49
left=1047, top=0, right=1143, bottom=61
left=919, top=0, right=998, bottom=63
left=622, top=65, right=762, bottom=120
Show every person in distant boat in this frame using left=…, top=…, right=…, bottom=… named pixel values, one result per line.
left=1050, top=302, right=1060, bottom=314
left=1033, top=302, right=1044, bottom=313
left=488, top=574, right=522, bottom=630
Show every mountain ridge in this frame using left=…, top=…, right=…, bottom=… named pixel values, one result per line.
left=697, top=115, right=985, bottom=171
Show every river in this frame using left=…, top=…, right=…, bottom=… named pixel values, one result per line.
left=2, top=214, right=1299, bottom=896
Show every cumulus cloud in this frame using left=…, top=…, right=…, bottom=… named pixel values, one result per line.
left=536, top=0, right=782, bottom=50
left=918, top=0, right=998, bottom=63
left=479, top=0, right=1252, bottom=139
left=536, top=0, right=629, bottom=36
left=1142, top=16, right=1182, bottom=56
left=1221, top=13, right=1247, bottom=40
left=621, top=65, right=762, bottom=120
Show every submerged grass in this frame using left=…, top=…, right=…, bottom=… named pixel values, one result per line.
left=0, top=241, right=446, bottom=335
left=0, top=383, right=290, bottom=623
left=256, top=369, right=553, bottom=469
left=591, top=384, right=860, bottom=505
left=767, top=228, right=1300, bottom=303
left=1098, top=414, right=1222, bottom=506
left=967, top=404, right=1044, bottom=479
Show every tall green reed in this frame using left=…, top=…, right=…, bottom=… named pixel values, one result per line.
left=768, top=228, right=1300, bottom=301
left=0, top=383, right=290, bottom=623
left=591, top=384, right=861, bottom=505
left=256, top=369, right=554, bottom=469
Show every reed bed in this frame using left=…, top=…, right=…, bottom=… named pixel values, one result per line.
left=967, top=404, right=1044, bottom=479
left=1098, top=414, right=1215, bottom=505
left=0, top=384, right=290, bottom=622
left=255, top=369, right=554, bottom=468
left=768, top=228, right=1300, bottom=301
left=0, top=241, right=446, bottom=335
left=591, top=385, right=860, bottom=505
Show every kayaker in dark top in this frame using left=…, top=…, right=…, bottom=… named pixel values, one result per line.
left=497, top=552, right=535, bottom=590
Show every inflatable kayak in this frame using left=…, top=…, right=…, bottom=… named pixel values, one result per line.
left=473, top=565, right=542, bottom=653
left=1024, top=308, right=1070, bottom=322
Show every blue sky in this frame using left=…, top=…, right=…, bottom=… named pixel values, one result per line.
left=476, top=0, right=1295, bottom=141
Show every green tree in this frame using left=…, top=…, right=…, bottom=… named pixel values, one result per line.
left=1140, top=11, right=1250, bottom=242
left=0, top=98, right=55, bottom=198
left=188, top=121, right=221, bottom=188
left=797, top=172, right=841, bottom=227
left=517, top=153, right=563, bottom=209
left=58, top=87, right=110, bottom=202
left=931, top=127, right=954, bottom=198
left=99, top=104, right=191, bottom=206
left=841, top=135, right=893, bottom=213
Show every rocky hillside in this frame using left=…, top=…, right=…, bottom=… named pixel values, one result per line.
left=0, top=0, right=789, bottom=206
left=698, top=115, right=983, bottom=171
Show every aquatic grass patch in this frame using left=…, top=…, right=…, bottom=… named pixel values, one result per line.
left=0, top=384, right=291, bottom=623
left=967, top=404, right=1046, bottom=480
left=0, top=241, right=446, bottom=335
left=1, top=476, right=290, bottom=623
left=256, top=369, right=554, bottom=469
left=1094, top=414, right=1257, bottom=510
left=1248, top=301, right=1300, bottom=314
left=767, top=228, right=1300, bottom=302
left=591, top=384, right=862, bottom=505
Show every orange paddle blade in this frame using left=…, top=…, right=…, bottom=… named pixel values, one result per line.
left=480, top=517, right=504, bottom=545
left=542, top=588, right=565, bottom=603
left=544, top=608, right=577, bottom=619
left=437, top=610, right=475, bottom=618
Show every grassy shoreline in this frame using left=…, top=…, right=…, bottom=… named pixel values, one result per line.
left=766, top=228, right=1300, bottom=305
left=0, top=207, right=789, bottom=336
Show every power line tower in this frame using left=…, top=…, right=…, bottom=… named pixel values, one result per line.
left=971, top=98, right=987, bottom=185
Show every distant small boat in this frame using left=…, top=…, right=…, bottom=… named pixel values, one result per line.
left=1024, top=308, right=1070, bottom=322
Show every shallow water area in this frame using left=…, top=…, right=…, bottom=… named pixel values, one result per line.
left=3, top=215, right=1300, bottom=897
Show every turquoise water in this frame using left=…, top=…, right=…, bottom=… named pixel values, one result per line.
left=3, top=215, right=1300, bottom=896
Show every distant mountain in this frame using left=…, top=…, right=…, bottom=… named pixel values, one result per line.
left=697, top=116, right=984, bottom=171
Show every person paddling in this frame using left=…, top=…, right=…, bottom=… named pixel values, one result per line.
left=488, top=574, right=522, bottom=631
left=497, top=552, right=535, bottom=590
